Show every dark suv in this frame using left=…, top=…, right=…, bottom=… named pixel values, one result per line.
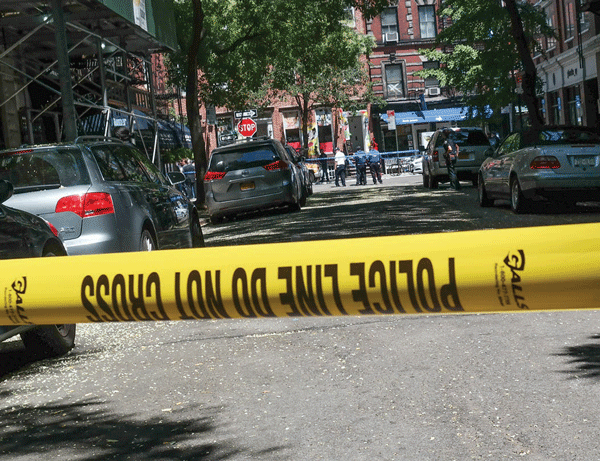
left=203, top=138, right=303, bottom=223
left=0, top=137, right=204, bottom=254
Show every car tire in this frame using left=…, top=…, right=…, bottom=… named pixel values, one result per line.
left=478, top=175, right=493, bottom=207
left=510, top=176, right=529, bottom=214
left=21, top=324, right=76, bottom=359
left=299, top=192, right=307, bottom=207
left=140, top=229, right=156, bottom=251
left=428, top=171, right=438, bottom=189
left=191, top=213, right=205, bottom=247
left=422, top=168, right=429, bottom=188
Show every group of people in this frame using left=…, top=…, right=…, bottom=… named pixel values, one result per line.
left=318, top=147, right=384, bottom=187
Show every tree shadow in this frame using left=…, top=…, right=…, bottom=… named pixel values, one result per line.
left=0, top=394, right=284, bottom=460
left=555, top=335, right=600, bottom=381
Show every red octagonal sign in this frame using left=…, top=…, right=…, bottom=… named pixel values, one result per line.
left=238, top=118, right=257, bottom=137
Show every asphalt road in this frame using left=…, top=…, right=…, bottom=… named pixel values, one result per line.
left=2, top=173, right=600, bottom=460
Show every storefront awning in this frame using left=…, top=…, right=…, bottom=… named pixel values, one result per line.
left=381, top=107, right=492, bottom=126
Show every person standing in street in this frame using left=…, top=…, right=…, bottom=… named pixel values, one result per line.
left=368, top=148, right=383, bottom=184
left=334, top=147, right=346, bottom=187
left=353, top=149, right=368, bottom=185
left=318, top=147, right=330, bottom=183
left=442, top=128, right=460, bottom=190
left=182, top=158, right=197, bottom=199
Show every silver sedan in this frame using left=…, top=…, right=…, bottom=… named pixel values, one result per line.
left=477, top=126, right=600, bottom=213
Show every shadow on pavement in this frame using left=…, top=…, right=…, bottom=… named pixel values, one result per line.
left=0, top=394, right=283, bottom=460
left=556, top=335, right=600, bottom=381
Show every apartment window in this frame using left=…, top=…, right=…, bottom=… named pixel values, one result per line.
left=419, top=5, right=436, bottom=39
left=579, top=1, right=590, bottom=33
left=546, top=11, right=556, bottom=50
left=564, top=2, right=575, bottom=40
left=385, top=63, right=405, bottom=99
left=381, top=8, right=399, bottom=40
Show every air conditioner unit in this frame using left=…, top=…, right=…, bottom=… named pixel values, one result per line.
left=385, top=32, right=399, bottom=43
left=427, top=87, right=441, bottom=96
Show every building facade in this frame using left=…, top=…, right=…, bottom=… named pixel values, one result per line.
left=534, top=0, right=599, bottom=130
left=363, top=0, right=473, bottom=154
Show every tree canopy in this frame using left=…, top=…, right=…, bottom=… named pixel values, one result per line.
left=416, top=0, right=554, bottom=128
left=167, top=0, right=390, bottom=203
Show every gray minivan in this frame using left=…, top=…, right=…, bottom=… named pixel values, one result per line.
left=204, top=138, right=303, bottom=223
left=0, top=137, right=204, bottom=254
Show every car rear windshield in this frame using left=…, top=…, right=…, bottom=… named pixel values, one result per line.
left=522, top=129, right=600, bottom=147
left=451, top=130, right=491, bottom=146
left=0, top=147, right=90, bottom=193
left=209, top=146, right=280, bottom=172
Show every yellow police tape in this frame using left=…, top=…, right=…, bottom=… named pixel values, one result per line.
left=2, top=223, right=599, bottom=325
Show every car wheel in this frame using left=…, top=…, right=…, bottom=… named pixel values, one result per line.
left=428, top=171, right=438, bottom=189
left=140, top=229, right=156, bottom=251
left=478, top=175, right=493, bottom=207
left=191, top=213, right=205, bottom=247
left=510, top=176, right=529, bottom=214
left=299, top=192, right=307, bottom=207
left=422, top=168, right=429, bottom=188
left=21, top=324, right=76, bottom=359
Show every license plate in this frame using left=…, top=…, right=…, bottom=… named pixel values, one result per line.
left=240, top=182, right=255, bottom=191
left=571, top=156, right=597, bottom=168
left=458, top=152, right=470, bottom=159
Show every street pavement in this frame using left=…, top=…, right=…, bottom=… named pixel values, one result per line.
left=2, top=172, right=600, bottom=460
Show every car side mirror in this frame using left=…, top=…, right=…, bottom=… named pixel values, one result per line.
left=167, top=171, right=186, bottom=185
left=0, top=180, right=13, bottom=203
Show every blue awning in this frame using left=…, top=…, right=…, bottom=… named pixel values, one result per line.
left=381, top=107, right=492, bottom=126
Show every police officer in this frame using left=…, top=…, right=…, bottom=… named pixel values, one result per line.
left=353, top=149, right=368, bottom=185
left=368, top=148, right=383, bottom=184
left=442, top=128, right=460, bottom=190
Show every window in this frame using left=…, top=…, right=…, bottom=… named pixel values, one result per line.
left=381, top=8, right=399, bottom=40
left=385, top=63, right=405, bottom=99
left=546, top=11, right=556, bottom=50
left=564, top=2, right=575, bottom=40
left=419, top=5, right=436, bottom=39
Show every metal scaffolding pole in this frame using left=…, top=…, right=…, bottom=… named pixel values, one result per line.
left=50, top=0, right=78, bottom=141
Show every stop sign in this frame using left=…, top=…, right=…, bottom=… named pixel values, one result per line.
left=238, top=118, right=257, bottom=137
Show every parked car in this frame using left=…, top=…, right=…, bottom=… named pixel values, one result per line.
left=285, top=144, right=313, bottom=203
left=0, top=179, right=76, bottom=358
left=410, top=155, right=423, bottom=174
left=203, top=138, right=303, bottom=223
left=0, top=137, right=204, bottom=254
left=422, top=127, right=493, bottom=188
left=478, top=126, right=600, bottom=213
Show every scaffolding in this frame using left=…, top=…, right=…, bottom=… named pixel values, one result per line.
left=0, top=0, right=176, bottom=165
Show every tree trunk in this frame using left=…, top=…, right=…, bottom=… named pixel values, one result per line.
left=504, top=0, right=544, bottom=129
left=186, top=0, right=207, bottom=206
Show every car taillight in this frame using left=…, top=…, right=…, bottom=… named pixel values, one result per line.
left=432, top=151, right=439, bottom=162
left=55, top=193, right=115, bottom=218
left=43, top=219, right=60, bottom=237
left=263, top=160, right=288, bottom=171
left=204, top=171, right=226, bottom=180
left=530, top=156, right=560, bottom=169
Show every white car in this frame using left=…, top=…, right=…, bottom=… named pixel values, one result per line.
left=410, top=155, right=423, bottom=174
left=478, top=126, right=600, bottom=213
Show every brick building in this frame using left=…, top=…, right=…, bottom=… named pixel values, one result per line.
left=362, top=0, right=502, bottom=155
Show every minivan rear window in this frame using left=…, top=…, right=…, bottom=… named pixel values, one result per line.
left=452, top=130, right=491, bottom=146
left=0, top=147, right=90, bottom=192
left=209, top=146, right=279, bottom=172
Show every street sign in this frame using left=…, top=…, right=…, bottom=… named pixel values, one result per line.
left=238, top=118, right=257, bottom=137
left=234, top=109, right=257, bottom=119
